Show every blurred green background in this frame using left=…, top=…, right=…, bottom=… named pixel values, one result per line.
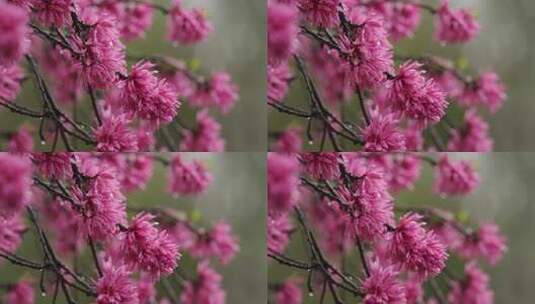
left=269, top=153, right=535, bottom=303
left=0, top=152, right=267, bottom=303
left=269, top=0, right=535, bottom=151
left=1, top=0, right=266, bottom=151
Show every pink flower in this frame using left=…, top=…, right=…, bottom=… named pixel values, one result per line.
left=95, top=115, right=139, bottom=152
left=447, top=109, right=493, bottom=152
left=362, top=114, right=406, bottom=152
left=457, top=223, right=507, bottom=265
left=268, top=153, right=300, bottom=215
left=180, top=110, right=225, bottom=152
left=73, top=166, right=127, bottom=241
left=382, top=155, right=422, bottom=192
left=119, top=61, right=179, bottom=127
left=0, top=154, right=32, bottom=215
left=435, top=0, right=480, bottom=44
left=40, top=199, right=84, bottom=254
left=32, top=0, right=71, bottom=27
left=167, top=0, right=212, bottom=44
left=137, top=274, right=156, bottom=304
left=167, top=155, right=212, bottom=196
left=180, top=262, right=225, bottom=304
left=448, top=262, right=493, bottom=304
left=96, top=262, right=138, bottom=304
left=309, top=200, right=354, bottom=254
left=120, top=212, right=180, bottom=277
left=267, top=213, right=293, bottom=254
left=122, top=4, right=154, bottom=40
left=119, top=155, right=154, bottom=192
left=338, top=14, right=393, bottom=88
left=404, top=274, right=423, bottom=304
left=39, top=46, right=84, bottom=104
left=300, top=152, right=340, bottom=179
left=32, top=152, right=73, bottom=179
left=98, top=2, right=154, bottom=40
left=388, top=61, right=448, bottom=126
left=166, top=68, right=196, bottom=99
left=167, top=221, right=196, bottom=250
left=72, top=14, right=126, bottom=89
left=433, top=71, right=464, bottom=99
left=7, top=126, right=33, bottom=154
left=338, top=181, right=394, bottom=241
left=299, top=0, right=339, bottom=28
left=276, top=279, right=303, bottom=304
left=434, top=156, right=479, bottom=196
left=309, top=46, right=353, bottom=103
left=390, top=213, right=448, bottom=278
left=268, top=62, right=292, bottom=103
left=368, top=2, right=422, bottom=41
left=4, top=281, right=34, bottom=304
left=0, top=213, right=25, bottom=253
left=190, top=72, right=239, bottom=113
left=189, top=221, right=239, bottom=265
left=460, top=71, right=506, bottom=113
left=0, top=2, right=28, bottom=64
left=268, top=1, right=298, bottom=63
left=0, top=63, right=24, bottom=101
left=403, top=125, right=424, bottom=151
left=273, top=128, right=302, bottom=153
left=362, top=264, right=406, bottom=304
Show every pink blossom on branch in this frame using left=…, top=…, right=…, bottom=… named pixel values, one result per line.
left=32, top=0, right=71, bottom=28
left=96, top=261, right=139, bottom=304
left=387, top=61, right=448, bottom=127
left=275, top=279, right=303, bottom=304
left=180, top=110, right=225, bottom=152
left=435, top=0, right=480, bottom=44
left=7, top=126, right=34, bottom=154
left=0, top=2, right=28, bottom=65
left=434, top=156, right=480, bottom=196
left=0, top=154, right=32, bottom=215
left=0, top=213, right=25, bottom=253
left=119, top=212, right=180, bottom=277
left=118, top=61, right=180, bottom=127
left=167, top=0, right=212, bottom=45
left=0, top=63, right=24, bottom=101
left=299, top=0, right=340, bottom=28
left=389, top=213, right=448, bottom=278
left=268, top=1, right=298, bottom=63
left=180, top=261, right=226, bottom=304
left=3, top=281, right=34, bottom=304
left=362, top=264, right=406, bottom=304
left=167, top=155, right=212, bottom=196
left=190, top=72, right=239, bottom=113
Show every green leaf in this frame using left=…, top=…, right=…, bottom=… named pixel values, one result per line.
left=456, top=57, right=469, bottom=71
left=190, top=209, right=202, bottom=222
left=189, top=58, right=201, bottom=72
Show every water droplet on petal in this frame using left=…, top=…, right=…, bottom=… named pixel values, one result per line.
left=40, top=140, right=46, bottom=145
left=308, top=141, right=313, bottom=145
left=308, top=292, right=314, bottom=297
left=41, top=292, right=46, bottom=297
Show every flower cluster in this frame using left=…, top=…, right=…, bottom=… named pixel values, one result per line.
left=268, top=152, right=506, bottom=304
left=268, top=0, right=506, bottom=152
left=0, top=152, right=239, bottom=304
left=0, top=0, right=239, bottom=152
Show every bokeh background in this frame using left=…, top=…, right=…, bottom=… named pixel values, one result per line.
left=1, top=0, right=266, bottom=151
left=269, top=153, right=535, bottom=303
left=269, top=0, right=535, bottom=151
left=0, top=152, right=267, bottom=303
